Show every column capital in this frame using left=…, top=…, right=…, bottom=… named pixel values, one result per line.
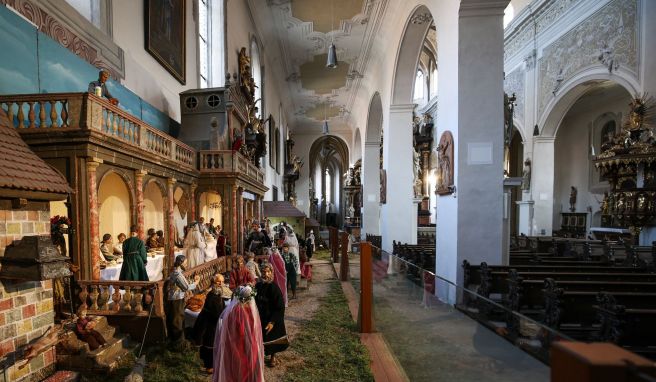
left=190, top=182, right=198, bottom=191
left=86, top=157, right=103, bottom=169
left=459, top=1, right=509, bottom=18
left=167, top=178, right=177, bottom=186
left=364, top=141, right=379, bottom=148
left=135, top=169, right=147, bottom=177
left=533, top=136, right=556, bottom=144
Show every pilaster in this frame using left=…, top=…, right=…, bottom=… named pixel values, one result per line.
left=86, top=157, right=102, bottom=280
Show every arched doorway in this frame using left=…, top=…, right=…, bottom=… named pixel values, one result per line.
left=98, top=172, right=132, bottom=241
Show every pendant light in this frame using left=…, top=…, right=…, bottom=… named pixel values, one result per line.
left=326, top=0, right=338, bottom=68
left=322, top=102, right=330, bottom=135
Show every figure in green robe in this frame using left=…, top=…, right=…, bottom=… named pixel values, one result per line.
left=119, top=225, right=149, bottom=281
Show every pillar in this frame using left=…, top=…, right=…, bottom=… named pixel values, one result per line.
left=362, top=142, right=380, bottom=235
left=531, top=137, right=555, bottom=235
left=190, top=182, right=197, bottom=222
left=167, top=178, right=176, bottom=270
left=135, top=170, right=146, bottom=240
left=381, top=104, right=416, bottom=251
left=517, top=200, right=535, bottom=236
left=436, top=0, right=509, bottom=303
left=231, top=185, right=238, bottom=254
left=86, top=157, right=102, bottom=280
left=237, top=187, right=244, bottom=254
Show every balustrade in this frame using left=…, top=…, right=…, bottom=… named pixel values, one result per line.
left=76, top=280, right=165, bottom=317
left=183, top=257, right=230, bottom=292
left=0, top=94, right=79, bottom=130
left=199, top=150, right=264, bottom=185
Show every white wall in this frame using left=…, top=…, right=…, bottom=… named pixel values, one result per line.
left=112, top=0, right=199, bottom=122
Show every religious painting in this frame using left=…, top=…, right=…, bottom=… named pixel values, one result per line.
left=145, top=0, right=186, bottom=84
left=436, top=131, right=454, bottom=195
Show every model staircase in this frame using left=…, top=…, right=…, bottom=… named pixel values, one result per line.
left=56, top=316, right=135, bottom=372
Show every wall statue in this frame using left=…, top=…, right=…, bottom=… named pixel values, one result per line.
left=569, top=186, right=578, bottom=212
left=436, top=131, right=454, bottom=195
left=380, top=169, right=387, bottom=204
left=521, top=158, right=531, bottom=191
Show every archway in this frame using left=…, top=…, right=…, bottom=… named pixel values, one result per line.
left=199, top=191, right=223, bottom=229
left=98, top=172, right=131, bottom=241
left=552, top=81, right=631, bottom=235
left=144, top=180, right=165, bottom=234
left=173, top=187, right=189, bottom=245
left=309, top=135, right=349, bottom=227
left=362, top=92, right=383, bottom=235
left=529, top=78, right=635, bottom=236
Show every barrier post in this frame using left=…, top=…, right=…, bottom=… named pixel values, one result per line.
left=340, top=231, right=350, bottom=281
left=358, top=241, right=374, bottom=333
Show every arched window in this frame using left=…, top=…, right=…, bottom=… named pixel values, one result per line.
left=325, top=169, right=332, bottom=204
left=430, top=66, right=438, bottom=99
left=251, top=39, right=262, bottom=118
left=413, top=70, right=424, bottom=101
left=198, top=0, right=225, bottom=88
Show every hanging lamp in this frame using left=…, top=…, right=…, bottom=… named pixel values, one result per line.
left=326, top=0, right=338, bottom=68
left=322, top=102, right=330, bottom=135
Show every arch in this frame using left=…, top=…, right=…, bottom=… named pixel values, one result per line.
left=308, top=135, right=350, bottom=178
left=365, top=92, right=383, bottom=144
left=199, top=191, right=223, bottom=228
left=538, top=70, right=639, bottom=138
left=173, top=186, right=189, bottom=243
left=390, top=5, right=434, bottom=105
left=98, top=172, right=131, bottom=241
left=352, top=128, right=362, bottom=163
left=143, top=180, right=165, bottom=233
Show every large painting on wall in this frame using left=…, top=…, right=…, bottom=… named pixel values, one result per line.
left=145, top=0, right=186, bottom=84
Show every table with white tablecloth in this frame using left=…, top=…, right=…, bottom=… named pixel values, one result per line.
left=100, top=253, right=165, bottom=281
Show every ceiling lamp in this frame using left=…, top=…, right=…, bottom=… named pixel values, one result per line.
left=322, top=102, right=330, bottom=135
left=326, top=0, right=338, bottom=68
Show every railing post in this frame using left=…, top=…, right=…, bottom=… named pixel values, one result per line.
left=340, top=231, right=350, bottom=281
left=359, top=241, right=374, bottom=333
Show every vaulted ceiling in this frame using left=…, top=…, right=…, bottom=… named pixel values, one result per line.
left=248, top=0, right=387, bottom=134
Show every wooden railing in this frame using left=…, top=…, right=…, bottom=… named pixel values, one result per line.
left=0, top=92, right=196, bottom=170
left=183, top=257, right=231, bottom=292
left=199, top=150, right=265, bottom=185
left=76, top=280, right=165, bottom=317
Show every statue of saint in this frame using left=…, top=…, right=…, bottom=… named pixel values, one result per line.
left=601, top=192, right=609, bottom=215
left=521, top=158, right=531, bottom=191
left=569, top=186, right=578, bottom=212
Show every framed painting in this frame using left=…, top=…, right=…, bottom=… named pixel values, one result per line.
left=145, top=0, right=186, bottom=84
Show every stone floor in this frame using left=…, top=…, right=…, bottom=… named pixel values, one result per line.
left=349, top=255, right=550, bottom=382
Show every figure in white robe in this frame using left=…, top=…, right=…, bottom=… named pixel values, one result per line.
left=184, top=223, right=206, bottom=269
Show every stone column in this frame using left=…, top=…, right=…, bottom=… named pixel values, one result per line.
left=86, top=158, right=102, bottom=280
left=516, top=200, right=535, bottom=236
left=190, top=182, right=197, bottom=222
left=135, top=170, right=147, bottom=240
left=362, top=142, right=380, bottom=235
left=255, top=196, right=261, bottom=222
left=436, top=0, right=509, bottom=303
left=531, top=137, right=555, bottom=236
left=167, top=178, right=176, bottom=270
left=381, top=104, right=416, bottom=251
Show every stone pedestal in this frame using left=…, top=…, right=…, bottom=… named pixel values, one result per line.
left=516, top=199, right=535, bottom=236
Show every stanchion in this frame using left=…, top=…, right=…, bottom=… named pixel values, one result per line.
left=358, top=241, right=374, bottom=333
left=340, top=231, right=350, bottom=281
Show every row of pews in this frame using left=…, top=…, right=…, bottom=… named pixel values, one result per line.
left=392, top=240, right=436, bottom=273
left=463, top=236, right=656, bottom=359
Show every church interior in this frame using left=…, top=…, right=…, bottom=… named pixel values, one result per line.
left=0, top=0, right=655, bottom=381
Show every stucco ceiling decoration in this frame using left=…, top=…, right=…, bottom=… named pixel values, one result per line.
left=248, top=0, right=388, bottom=134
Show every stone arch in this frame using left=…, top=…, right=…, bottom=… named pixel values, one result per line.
left=538, top=70, right=639, bottom=138
left=362, top=92, right=384, bottom=235
left=173, top=186, right=189, bottom=244
left=309, top=135, right=350, bottom=226
left=143, top=179, right=166, bottom=233
left=390, top=5, right=434, bottom=105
